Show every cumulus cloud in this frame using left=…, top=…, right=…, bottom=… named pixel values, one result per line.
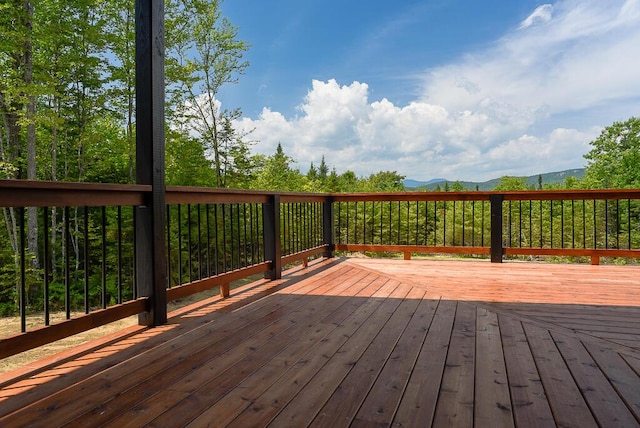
left=235, top=0, right=640, bottom=182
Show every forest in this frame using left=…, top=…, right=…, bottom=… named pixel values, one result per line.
left=1, top=1, right=639, bottom=319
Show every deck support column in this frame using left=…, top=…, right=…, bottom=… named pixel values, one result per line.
left=490, top=194, right=504, bottom=263
left=323, top=197, right=335, bottom=258
left=263, top=194, right=282, bottom=280
left=135, top=0, right=167, bottom=326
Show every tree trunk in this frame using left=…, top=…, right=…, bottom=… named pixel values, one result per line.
left=23, top=0, right=39, bottom=269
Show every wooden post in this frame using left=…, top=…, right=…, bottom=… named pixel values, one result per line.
left=263, top=194, right=282, bottom=280
left=135, top=0, right=167, bottom=326
left=220, top=283, right=230, bottom=298
left=322, top=197, right=335, bottom=258
left=490, top=194, right=504, bottom=263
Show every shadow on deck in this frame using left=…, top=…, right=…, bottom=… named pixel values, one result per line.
left=1, top=257, right=639, bottom=427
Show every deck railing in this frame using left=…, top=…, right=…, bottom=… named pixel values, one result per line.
left=334, top=190, right=640, bottom=263
left=1, top=181, right=640, bottom=359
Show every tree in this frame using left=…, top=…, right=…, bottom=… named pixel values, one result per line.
left=584, top=117, right=640, bottom=188
left=318, top=155, right=328, bottom=182
left=166, top=0, right=249, bottom=188
left=253, top=143, right=306, bottom=191
left=493, top=176, right=528, bottom=191
left=362, top=171, right=405, bottom=192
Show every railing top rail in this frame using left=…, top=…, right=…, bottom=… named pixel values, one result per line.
left=166, top=186, right=330, bottom=204
left=497, top=189, right=640, bottom=201
left=330, top=189, right=640, bottom=202
left=0, top=179, right=149, bottom=208
left=330, top=192, right=493, bottom=202
left=3, top=180, right=640, bottom=208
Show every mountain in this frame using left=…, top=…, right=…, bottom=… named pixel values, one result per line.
left=404, top=168, right=585, bottom=191
left=403, top=178, right=447, bottom=188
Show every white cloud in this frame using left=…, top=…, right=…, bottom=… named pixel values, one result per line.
left=234, top=0, right=640, bottom=182
left=519, top=4, right=553, bottom=29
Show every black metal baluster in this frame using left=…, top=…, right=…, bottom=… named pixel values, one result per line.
left=561, top=200, right=565, bottom=249
left=389, top=201, right=395, bottom=244
left=539, top=201, right=543, bottom=247
left=616, top=199, right=620, bottom=249
left=397, top=202, right=401, bottom=245
left=605, top=200, right=609, bottom=249
left=214, top=204, right=219, bottom=275
left=43, top=207, right=50, bottom=326
left=206, top=204, right=211, bottom=275
left=187, top=204, right=193, bottom=281
left=197, top=204, right=202, bottom=279
left=628, top=199, right=632, bottom=249
left=222, top=204, right=228, bottom=272
left=243, top=204, right=248, bottom=267
left=462, top=201, right=466, bottom=247
left=415, top=201, right=419, bottom=245
left=583, top=200, right=587, bottom=249
left=102, top=206, right=107, bottom=309
left=443, top=201, right=447, bottom=246
left=177, top=205, right=182, bottom=285
left=166, top=205, right=171, bottom=288
left=236, top=203, right=242, bottom=268
left=593, top=200, right=597, bottom=249
left=481, top=201, right=485, bottom=247
left=518, top=200, right=522, bottom=247
left=433, top=201, right=438, bottom=247
left=20, top=208, right=26, bottom=333
left=529, top=201, right=533, bottom=248
left=571, top=200, right=575, bottom=249
left=132, top=206, right=137, bottom=299
left=65, top=206, right=71, bottom=319
left=84, top=207, right=90, bottom=314
left=550, top=201, right=554, bottom=248
left=118, top=206, right=123, bottom=302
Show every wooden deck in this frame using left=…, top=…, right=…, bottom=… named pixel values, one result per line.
left=1, top=257, right=640, bottom=427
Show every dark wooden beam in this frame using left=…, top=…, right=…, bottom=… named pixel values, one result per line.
left=490, top=194, right=504, bottom=263
left=135, top=0, right=167, bottom=326
left=263, top=195, right=282, bottom=279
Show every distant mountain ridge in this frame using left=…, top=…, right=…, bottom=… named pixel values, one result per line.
left=404, top=168, right=585, bottom=191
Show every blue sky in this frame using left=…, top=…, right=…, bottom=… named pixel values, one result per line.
left=217, top=0, right=640, bottom=182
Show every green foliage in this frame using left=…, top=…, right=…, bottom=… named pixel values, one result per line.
left=253, top=144, right=308, bottom=191
left=584, top=117, right=640, bottom=188
left=493, top=176, right=529, bottom=191
left=360, top=171, right=406, bottom=192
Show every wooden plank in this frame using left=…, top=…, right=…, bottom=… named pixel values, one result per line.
left=97, top=266, right=376, bottom=427
left=335, top=243, right=490, bottom=255
left=473, top=308, right=514, bottom=427
left=310, top=292, right=438, bottom=428
left=347, top=291, right=438, bottom=426
left=498, top=315, right=554, bottom=427
left=272, top=287, right=427, bottom=427
left=623, top=354, right=640, bottom=375
left=551, top=333, right=639, bottom=426
left=0, top=180, right=148, bottom=208
left=431, top=302, right=476, bottom=427
left=0, top=264, right=353, bottom=425
left=166, top=262, right=270, bottom=302
left=155, top=275, right=398, bottom=427
left=392, top=300, right=456, bottom=427
left=216, top=282, right=410, bottom=427
left=522, top=322, right=598, bottom=427
left=281, top=246, right=328, bottom=266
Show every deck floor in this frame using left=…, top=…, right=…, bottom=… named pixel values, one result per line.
left=1, top=257, right=640, bottom=427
